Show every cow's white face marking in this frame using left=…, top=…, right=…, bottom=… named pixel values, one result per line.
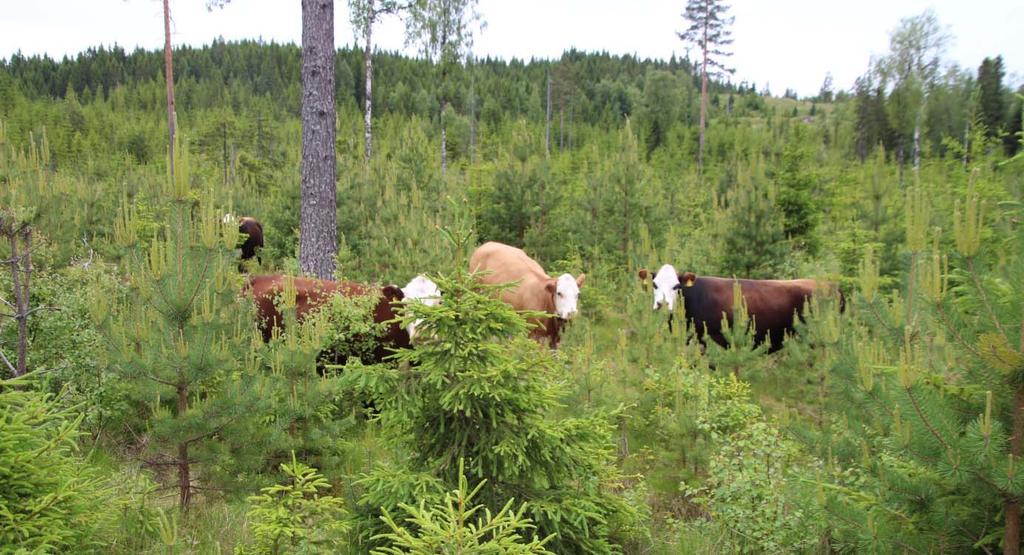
left=651, top=264, right=681, bottom=311
left=401, top=275, right=441, bottom=341
left=554, top=274, right=581, bottom=319
left=222, top=213, right=237, bottom=225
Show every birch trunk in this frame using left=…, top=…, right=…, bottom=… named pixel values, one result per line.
left=362, top=0, right=375, bottom=162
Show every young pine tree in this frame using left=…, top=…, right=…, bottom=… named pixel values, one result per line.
left=809, top=177, right=1024, bottom=553
left=95, top=141, right=268, bottom=512
left=349, top=266, right=648, bottom=553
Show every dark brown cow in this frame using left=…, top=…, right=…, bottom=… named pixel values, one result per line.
left=237, top=216, right=264, bottom=270
left=638, top=264, right=843, bottom=353
left=242, top=274, right=409, bottom=365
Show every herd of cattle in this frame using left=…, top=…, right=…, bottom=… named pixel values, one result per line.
left=230, top=216, right=844, bottom=365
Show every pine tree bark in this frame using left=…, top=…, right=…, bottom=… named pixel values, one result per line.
left=299, top=0, right=337, bottom=279
left=362, top=0, right=375, bottom=163
left=177, top=384, right=191, bottom=511
left=163, top=0, right=176, bottom=182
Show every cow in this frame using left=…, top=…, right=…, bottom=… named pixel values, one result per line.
left=223, top=214, right=264, bottom=271
left=637, top=264, right=843, bottom=353
left=469, top=241, right=585, bottom=349
left=242, top=274, right=409, bottom=366
left=400, top=275, right=441, bottom=342
left=237, top=217, right=264, bottom=269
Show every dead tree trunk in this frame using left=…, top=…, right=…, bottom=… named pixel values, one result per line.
left=163, top=0, right=176, bottom=180
left=1, top=222, right=32, bottom=377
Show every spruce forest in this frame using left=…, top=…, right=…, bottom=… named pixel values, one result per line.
left=2, top=3, right=1024, bottom=553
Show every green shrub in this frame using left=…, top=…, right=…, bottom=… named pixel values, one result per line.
left=235, top=453, right=349, bottom=555
left=0, top=381, right=118, bottom=552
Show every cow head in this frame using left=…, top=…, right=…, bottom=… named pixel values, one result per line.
left=639, top=264, right=683, bottom=312
left=401, top=275, right=441, bottom=341
left=546, top=273, right=585, bottom=320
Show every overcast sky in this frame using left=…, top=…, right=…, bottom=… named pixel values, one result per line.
left=2, top=0, right=1021, bottom=98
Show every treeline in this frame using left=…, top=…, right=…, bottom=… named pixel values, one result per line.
left=0, top=39, right=741, bottom=129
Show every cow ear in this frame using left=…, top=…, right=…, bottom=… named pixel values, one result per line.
left=637, top=269, right=649, bottom=280
left=575, top=273, right=586, bottom=288
left=382, top=284, right=404, bottom=300
left=679, top=271, right=697, bottom=288
left=545, top=280, right=557, bottom=294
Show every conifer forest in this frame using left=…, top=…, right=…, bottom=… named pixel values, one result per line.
left=1, top=2, right=1024, bottom=553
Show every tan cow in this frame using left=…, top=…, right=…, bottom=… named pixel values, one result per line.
left=469, top=241, right=585, bottom=348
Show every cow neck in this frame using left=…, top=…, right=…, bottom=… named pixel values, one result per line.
left=541, top=278, right=557, bottom=316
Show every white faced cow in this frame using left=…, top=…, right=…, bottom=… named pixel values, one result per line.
left=638, top=264, right=844, bottom=353
left=470, top=241, right=585, bottom=348
left=401, top=275, right=441, bottom=341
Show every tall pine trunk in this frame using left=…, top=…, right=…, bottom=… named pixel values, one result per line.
left=163, top=0, right=176, bottom=184
left=299, top=0, right=337, bottom=279
left=362, top=0, right=375, bottom=163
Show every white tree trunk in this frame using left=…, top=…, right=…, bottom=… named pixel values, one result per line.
left=362, top=0, right=374, bottom=163
left=545, top=72, right=552, bottom=157
left=440, top=99, right=448, bottom=176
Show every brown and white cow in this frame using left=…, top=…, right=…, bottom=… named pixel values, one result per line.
left=242, top=274, right=409, bottom=365
left=469, top=241, right=585, bottom=349
left=638, top=264, right=843, bottom=353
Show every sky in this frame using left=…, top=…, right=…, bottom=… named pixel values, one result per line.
left=1, top=0, right=1021, bottom=98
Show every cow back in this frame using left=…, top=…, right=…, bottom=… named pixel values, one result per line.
left=243, top=275, right=408, bottom=361
left=680, top=276, right=824, bottom=352
left=469, top=241, right=552, bottom=313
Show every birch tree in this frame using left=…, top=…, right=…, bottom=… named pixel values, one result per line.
left=349, top=0, right=406, bottom=163
left=877, top=9, right=949, bottom=175
left=677, top=0, right=734, bottom=172
left=404, top=0, right=483, bottom=176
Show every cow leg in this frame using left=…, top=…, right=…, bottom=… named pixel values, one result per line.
left=766, top=328, right=787, bottom=354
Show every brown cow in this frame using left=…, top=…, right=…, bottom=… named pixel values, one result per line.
left=469, top=241, right=585, bottom=349
left=242, top=274, right=409, bottom=365
left=638, top=264, right=843, bottom=353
